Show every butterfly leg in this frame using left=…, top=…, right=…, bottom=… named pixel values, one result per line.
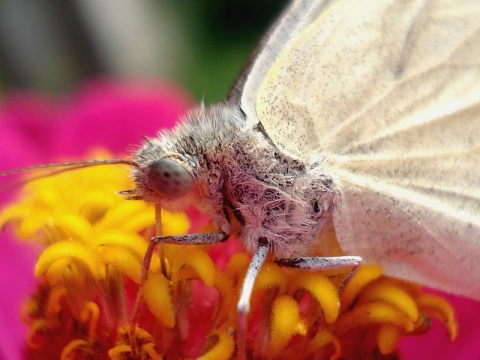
left=276, top=255, right=362, bottom=291
left=151, top=232, right=228, bottom=245
left=237, top=239, right=270, bottom=360
left=143, top=232, right=228, bottom=279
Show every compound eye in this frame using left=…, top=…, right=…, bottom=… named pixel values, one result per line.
left=147, top=158, right=194, bottom=198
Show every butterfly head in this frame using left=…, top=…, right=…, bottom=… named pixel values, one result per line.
left=131, top=132, right=201, bottom=211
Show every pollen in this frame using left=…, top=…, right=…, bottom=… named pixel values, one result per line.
left=0, top=152, right=457, bottom=359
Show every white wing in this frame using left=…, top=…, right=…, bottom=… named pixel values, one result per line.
left=241, top=0, right=480, bottom=299
left=239, top=0, right=330, bottom=129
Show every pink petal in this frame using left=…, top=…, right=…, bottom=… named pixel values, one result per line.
left=54, top=77, right=193, bottom=156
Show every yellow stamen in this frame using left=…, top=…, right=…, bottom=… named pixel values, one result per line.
left=290, top=271, right=340, bottom=324
left=336, top=301, right=414, bottom=335
left=269, top=295, right=305, bottom=353
left=26, top=320, right=48, bottom=349
left=142, top=272, right=175, bottom=328
left=93, top=230, right=150, bottom=261
left=80, top=301, right=100, bottom=340
left=416, top=294, right=457, bottom=340
left=358, top=279, right=419, bottom=322
left=95, top=201, right=155, bottom=234
left=108, top=344, right=133, bottom=358
left=35, top=241, right=103, bottom=280
left=255, top=262, right=289, bottom=294
left=197, top=331, right=235, bottom=360
left=45, top=287, right=67, bottom=315
left=170, top=247, right=216, bottom=286
left=226, top=253, right=250, bottom=285
left=308, top=330, right=341, bottom=360
left=60, top=339, right=91, bottom=360
left=99, top=244, right=143, bottom=283
left=42, top=213, right=94, bottom=243
left=377, top=324, right=403, bottom=355
left=340, top=265, right=383, bottom=310
left=142, top=343, right=163, bottom=360
left=211, top=269, right=236, bottom=329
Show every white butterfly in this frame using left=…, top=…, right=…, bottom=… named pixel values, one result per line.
left=132, top=0, right=480, bottom=308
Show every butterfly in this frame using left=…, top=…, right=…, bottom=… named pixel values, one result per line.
left=129, top=0, right=480, bottom=314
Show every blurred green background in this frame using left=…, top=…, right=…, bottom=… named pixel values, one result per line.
left=0, top=0, right=288, bottom=104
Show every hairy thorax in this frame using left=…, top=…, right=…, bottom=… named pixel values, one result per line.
left=133, top=103, right=337, bottom=258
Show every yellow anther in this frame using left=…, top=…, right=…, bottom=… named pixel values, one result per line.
left=35, top=241, right=102, bottom=280
left=143, top=272, right=175, bottom=328
left=197, top=331, right=235, bottom=360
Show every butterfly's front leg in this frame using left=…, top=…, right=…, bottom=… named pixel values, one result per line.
left=151, top=232, right=229, bottom=246
left=142, top=232, right=229, bottom=276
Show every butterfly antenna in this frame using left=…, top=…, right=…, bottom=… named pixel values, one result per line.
left=0, top=159, right=139, bottom=194
left=0, top=159, right=139, bottom=177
